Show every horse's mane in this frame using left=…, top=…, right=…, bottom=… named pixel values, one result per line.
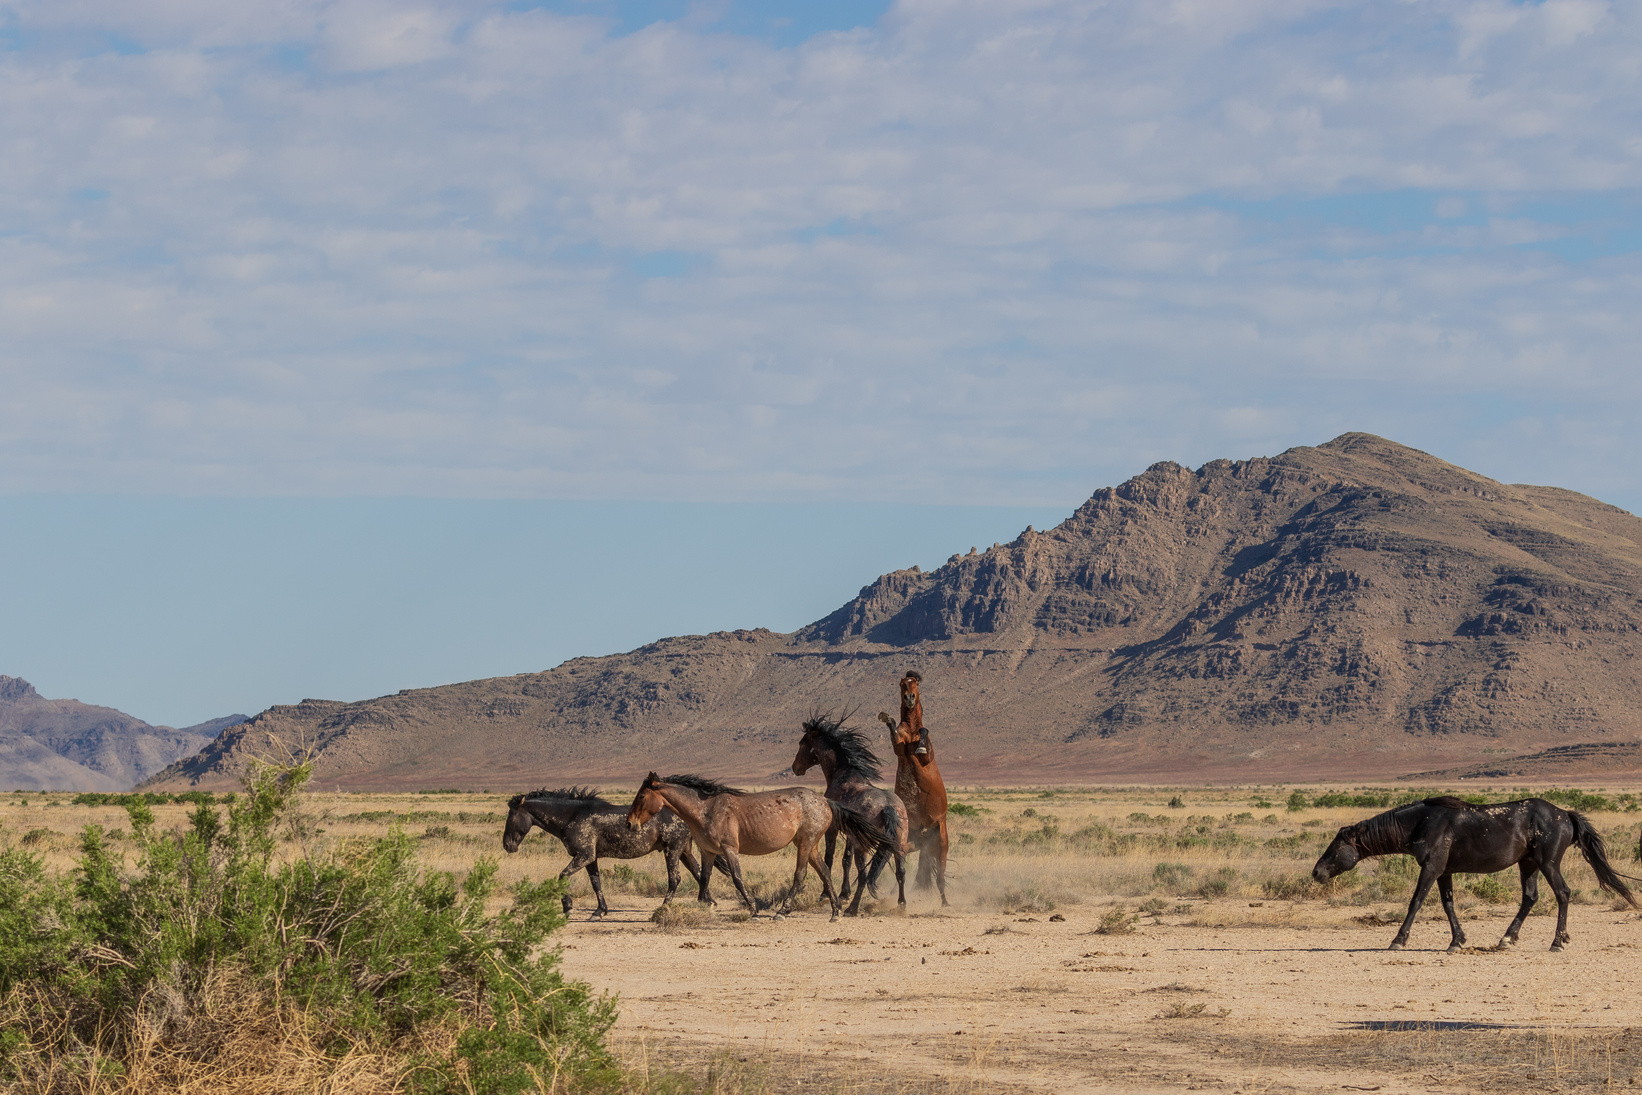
left=801, top=714, right=883, bottom=780
left=508, top=786, right=609, bottom=810
left=659, top=773, right=746, bottom=797
left=902, top=670, right=922, bottom=682
left=1424, top=795, right=1473, bottom=811
left=1352, top=804, right=1420, bottom=857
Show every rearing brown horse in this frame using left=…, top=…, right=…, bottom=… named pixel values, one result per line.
left=878, top=670, right=949, bottom=905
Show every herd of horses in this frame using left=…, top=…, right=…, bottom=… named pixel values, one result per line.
left=503, top=671, right=949, bottom=922
left=502, top=670, right=1641, bottom=950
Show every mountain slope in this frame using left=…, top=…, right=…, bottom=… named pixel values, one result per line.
left=0, top=676, right=246, bottom=790
left=148, top=434, right=1642, bottom=790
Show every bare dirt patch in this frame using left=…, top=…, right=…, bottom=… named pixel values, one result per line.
left=561, top=901, right=1642, bottom=1094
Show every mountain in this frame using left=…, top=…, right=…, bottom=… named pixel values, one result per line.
left=0, top=676, right=246, bottom=791
left=147, top=434, right=1642, bottom=790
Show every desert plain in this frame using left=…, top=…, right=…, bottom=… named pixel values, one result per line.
left=9, top=779, right=1642, bottom=1093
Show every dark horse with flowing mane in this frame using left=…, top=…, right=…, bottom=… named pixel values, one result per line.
left=1313, top=796, right=1637, bottom=952
left=627, top=773, right=891, bottom=921
left=791, top=713, right=908, bottom=915
left=503, top=787, right=710, bottom=918
left=877, top=670, right=949, bottom=905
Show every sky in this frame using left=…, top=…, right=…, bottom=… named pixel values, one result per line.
left=3, top=0, right=1642, bottom=724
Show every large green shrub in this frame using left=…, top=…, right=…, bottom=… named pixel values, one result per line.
left=0, top=760, right=616, bottom=1094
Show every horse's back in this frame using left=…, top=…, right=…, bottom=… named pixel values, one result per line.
left=1424, top=797, right=1564, bottom=874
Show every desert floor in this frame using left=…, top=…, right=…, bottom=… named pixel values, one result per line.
left=10, top=780, right=1642, bottom=1092
left=561, top=895, right=1642, bottom=1095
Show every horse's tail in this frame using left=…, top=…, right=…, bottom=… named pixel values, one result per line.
left=862, top=804, right=902, bottom=898
left=829, top=801, right=892, bottom=857
left=1572, top=811, right=1639, bottom=907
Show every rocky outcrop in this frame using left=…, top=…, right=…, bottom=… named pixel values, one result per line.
left=0, top=676, right=245, bottom=790
left=146, top=434, right=1642, bottom=789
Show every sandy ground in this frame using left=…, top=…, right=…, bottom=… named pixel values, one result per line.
left=557, top=896, right=1642, bottom=1094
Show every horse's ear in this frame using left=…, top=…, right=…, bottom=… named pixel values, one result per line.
left=642, top=771, right=660, bottom=787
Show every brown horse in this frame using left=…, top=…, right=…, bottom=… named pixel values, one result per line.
left=791, top=714, right=908, bottom=915
left=878, top=670, right=949, bottom=904
left=626, top=773, right=891, bottom=921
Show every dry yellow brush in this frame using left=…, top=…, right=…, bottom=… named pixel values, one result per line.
left=0, top=761, right=618, bottom=1095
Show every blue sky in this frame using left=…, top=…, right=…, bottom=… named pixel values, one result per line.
left=2, top=0, right=1642, bottom=723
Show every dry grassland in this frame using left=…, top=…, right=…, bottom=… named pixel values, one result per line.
left=7, top=780, right=1642, bottom=1093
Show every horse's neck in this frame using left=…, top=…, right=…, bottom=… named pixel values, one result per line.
left=527, top=803, right=577, bottom=835
left=657, top=786, right=710, bottom=832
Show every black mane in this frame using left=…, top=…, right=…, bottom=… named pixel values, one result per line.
left=659, top=773, right=746, bottom=797
left=508, top=786, right=610, bottom=810
left=801, top=714, right=883, bottom=780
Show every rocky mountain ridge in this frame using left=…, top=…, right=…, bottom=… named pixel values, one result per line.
left=0, top=676, right=245, bottom=791
left=149, top=434, right=1642, bottom=790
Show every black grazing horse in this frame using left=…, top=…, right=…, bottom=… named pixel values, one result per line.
left=1312, top=796, right=1637, bottom=952
left=791, top=713, right=907, bottom=914
left=503, top=787, right=711, bottom=918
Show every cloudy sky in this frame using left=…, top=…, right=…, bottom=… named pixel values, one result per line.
left=4, top=0, right=1641, bottom=724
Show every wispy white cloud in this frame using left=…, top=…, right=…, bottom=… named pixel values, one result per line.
left=0, top=0, right=1640, bottom=505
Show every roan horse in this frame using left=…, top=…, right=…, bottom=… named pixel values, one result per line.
left=1312, top=796, right=1637, bottom=952
left=791, top=713, right=908, bottom=914
left=877, top=670, right=949, bottom=905
left=627, top=773, right=891, bottom=921
left=503, top=787, right=710, bottom=918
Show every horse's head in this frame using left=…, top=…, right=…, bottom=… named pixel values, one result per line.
left=502, top=794, right=534, bottom=853
left=792, top=727, right=822, bottom=777
left=900, top=671, right=922, bottom=714
left=1312, top=825, right=1362, bottom=883
left=628, top=772, right=667, bottom=830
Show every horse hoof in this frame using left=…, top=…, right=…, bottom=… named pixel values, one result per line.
left=1551, top=943, right=1565, bottom=952
left=1388, top=942, right=1404, bottom=951
left=1499, top=936, right=1517, bottom=947
left=1447, top=945, right=1462, bottom=954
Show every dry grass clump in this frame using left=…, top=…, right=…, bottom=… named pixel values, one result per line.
left=651, top=904, right=719, bottom=931
left=0, top=971, right=405, bottom=1095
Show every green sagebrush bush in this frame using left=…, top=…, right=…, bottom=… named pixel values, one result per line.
left=0, top=759, right=616, bottom=1094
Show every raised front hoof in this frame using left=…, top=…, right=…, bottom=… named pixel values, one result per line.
left=1387, top=941, right=1405, bottom=951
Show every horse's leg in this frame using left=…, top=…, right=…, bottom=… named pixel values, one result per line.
left=1390, top=860, right=1440, bottom=950
left=779, top=837, right=813, bottom=918
left=827, top=830, right=848, bottom=903
left=1543, top=858, right=1574, bottom=950
left=895, top=847, right=907, bottom=909
left=1501, top=862, right=1539, bottom=946
left=845, top=839, right=870, bottom=916
left=586, top=861, right=610, bottom=918
left=935, top=819, right=950, bottom=907
left=558, top=853, right=595, bottom=916
left=665, top=846, right=687, bottom=905
left=808, top=837, right=842, bottom=921
left=720, top=850, right=757, bottom=917
left=1437, top=874, right=1466, bottom=952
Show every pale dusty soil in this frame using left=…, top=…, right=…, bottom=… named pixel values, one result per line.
left=558, top=897, right=1642, bottom=1094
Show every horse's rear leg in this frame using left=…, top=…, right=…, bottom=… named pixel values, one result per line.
left=779, top=837, right=816, bottom=918
left=805, top=839, right=842, bottom=921
left=934, top=820, right=950, bottom=907
left=666, top=847, right=690, bottom=905
left=1391, top=863, right=1440, bottom=949
left=1543, top=859, right=1574, bottom=950
left=827, top=830, right=850, bottom=903
left=1502, top=863, right=1539, bottom=946
left=586, top=861, right=611, bottom=918
left=845, top=841, right=872, bottom=916
left=1437, top=875, right=1466, bottom=952
left=895, top=849, right=907, bottom=909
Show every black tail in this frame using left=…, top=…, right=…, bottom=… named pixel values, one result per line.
left=862, top=805, right=903, bottom=898
left=1572, top=811, right=1638, bottom=907
left=829, top=801, right=892, bottom=858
